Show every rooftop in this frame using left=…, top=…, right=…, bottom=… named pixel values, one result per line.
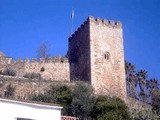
left=0, top=98, right=62, bottom=110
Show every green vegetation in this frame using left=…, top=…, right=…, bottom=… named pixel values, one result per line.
left=30, top=82, right=132, bottom=120
left=152, top=91, right=160, bottom=115
left=23, top=72, right=41, bottom=79
left=91, top=96, right=131, bottom=120
left=2, top=68, right=16, bottom=76
left=130, top=109, right=159, bottom=120
left=31, top=84, right=72, bottom=115
left=125, top=60, right=160, bottom=117
left=1, top=60, right=158, bottom=119
left=4, top=84, right=15, bottom=98
left=71, top=82, right=96, bottom=119
left=48, top=85, right=72, bottom=115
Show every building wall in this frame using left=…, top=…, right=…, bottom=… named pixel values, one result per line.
left=0, top=98, right=62, bottom=120
left=89, top=16, right=126, bottom=101
left=69, top=20, right=91, bottom=82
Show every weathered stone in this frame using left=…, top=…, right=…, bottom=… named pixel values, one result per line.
left=69, top=16, right=126, bottom=101
left=0, top=16, right=152, bottom=110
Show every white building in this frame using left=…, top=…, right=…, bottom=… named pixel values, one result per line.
left=0, top=98, right=62, bottom=120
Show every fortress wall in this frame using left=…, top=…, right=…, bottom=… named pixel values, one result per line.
left=0, top=57, right=12, bottom=65
left=0, top=57, right=70, bottom=82
left=69, top=16, right=126, bottom=101
left=0, top=75, right=52, bottom=99
left=0, top=16, right=152, bottom=111
left=69, top=20, right=91, bottom=81
left=0, top=75, right=72, bottom=100
left=10, top=62, right=26, bottom=77
left=24, top=62, right=70, bottom=81
left=89, top=16, right=126, bottom=101
left=0, top=75, right=152, bottom=111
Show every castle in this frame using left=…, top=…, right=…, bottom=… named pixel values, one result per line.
left=0, top=16, right=126, bottom=101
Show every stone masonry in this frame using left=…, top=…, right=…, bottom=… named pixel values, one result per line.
left=0, top=16, right=153, bottom=110
left=2, top=16, right=126, bottom=101
left=69, top=16, right=126, bottom=101
left=0, top=55, right=70, bottom=82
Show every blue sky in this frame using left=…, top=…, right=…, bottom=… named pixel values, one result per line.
left=0, top=0, right=160, bottom=80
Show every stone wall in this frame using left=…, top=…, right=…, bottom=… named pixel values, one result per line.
left=89, top=16, right=126, bottom=101
left=24, top=61, right=69, bottom=81
left=69, top=20, right=91, bottom=82
left=0, top=16, right=152, bottom=111
left=69, top=16, right=126, bottom=101
left=0, top=56, right=70, bottom=82
left=0, top=75, right=71, bottom=100
left=0, top=75, right=152, bottom=111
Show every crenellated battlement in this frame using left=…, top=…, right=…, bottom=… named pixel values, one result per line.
left=88, top=16, right=122, bottom=28
left=13, top=56, right=69, bottom=64
left=69, top=16, right=126, bottom=101
left=69, top=18, right=89, bottom=40
left=69, top=16, right=122, bottom=40
left=0, top=16, right=128, bottom=103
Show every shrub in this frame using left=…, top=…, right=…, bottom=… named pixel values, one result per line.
left=4, top=84, right=15, bottom=98
left=130, top=109, right=160, bottom=120
left=91, top=96, right=131, bottom=120
left=31, top=94, right=51, bottom=103
left=2, top=68, right=16, bottom=76
left=23, top=72, right=41, bottom=79
left=48, top=85, right=73, bottom=115
left=71, top=82, right=96, bottom=119
left=30, top=84, right=72, bottom=115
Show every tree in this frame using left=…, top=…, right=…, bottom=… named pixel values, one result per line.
left=136, top=70, right=148, bottom=102
left=146, top=78, right=160, bottom=114
left=71, top=82, right=96, bottom=120
left=125, top=61, right=138, bottom=98
left=146, top=78, right=159, bottom=102
left=152, top=91, right=160, bottom=115
left=125, top=60, right=160, bottom=115
left=91, top=96, right=131, bottom=120
left=37, top=41, right=50, bottom=59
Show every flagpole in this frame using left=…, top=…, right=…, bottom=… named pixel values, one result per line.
left=71, top=7, right=74, bottom=35
left=71, top=16, right=73, bottom=35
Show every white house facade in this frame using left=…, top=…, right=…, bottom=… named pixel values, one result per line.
left=0, top=98, right=62, bottom=120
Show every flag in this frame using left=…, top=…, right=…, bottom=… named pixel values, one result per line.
left=71, top=8, right=74, bottom=19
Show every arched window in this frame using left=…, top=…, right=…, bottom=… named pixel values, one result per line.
left=104, top=52, right=110, bottom=60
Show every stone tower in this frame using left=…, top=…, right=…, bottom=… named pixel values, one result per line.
left=69, top=16, right=126, bottom=101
